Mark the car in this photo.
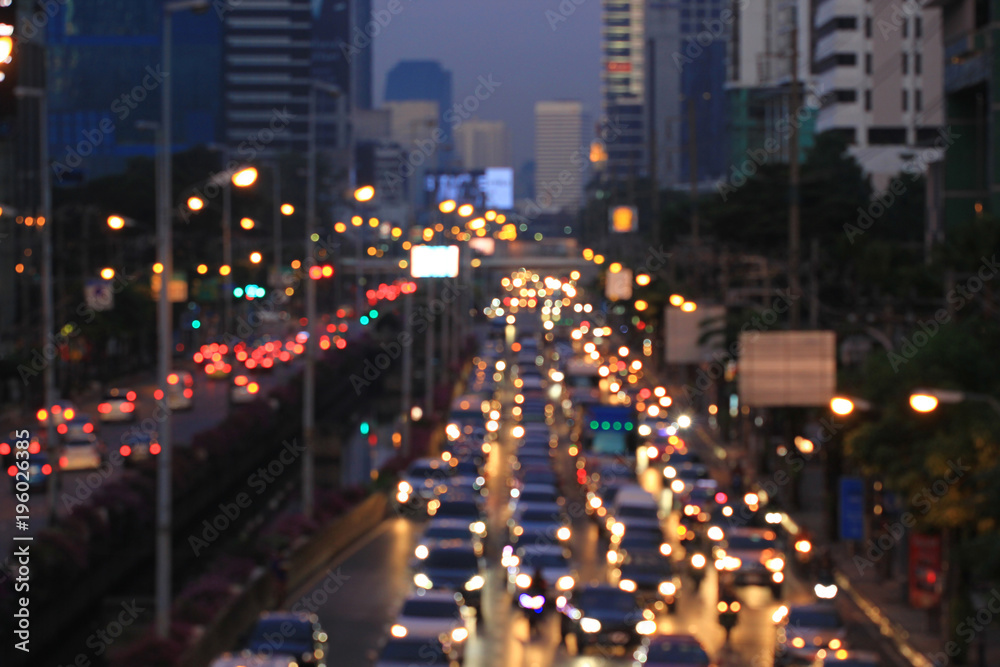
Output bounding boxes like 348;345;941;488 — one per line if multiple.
165;370;195;410
714;527;786;597
632;634;713;666
609;547;681;612
813;649;881;666
396;458;452;507
58;415;97;442
98;387;137;423
508;502;572;545
426;495;487;536
209;651;299;667
774;603;847;666
230;374;262;405
1;432;41;469
58;438;103;471
373;636;454;666
414;518;483;561
389;591;470;662
509;483;561;511
36;401;77;431
412;543;485;614
118;432;160;465
557;584;656;652
244;611;328;667
505;544;577;600
7;450;52;492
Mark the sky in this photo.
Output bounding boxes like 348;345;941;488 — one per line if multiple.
371;0;602;171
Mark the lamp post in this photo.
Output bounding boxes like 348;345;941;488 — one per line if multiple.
303;81;343;520
909;388;1000;417
154;0;210;639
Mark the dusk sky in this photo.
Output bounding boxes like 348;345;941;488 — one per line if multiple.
371;0;602;171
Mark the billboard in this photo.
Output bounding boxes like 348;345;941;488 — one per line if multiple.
664;305;726;363
605;269;633;301
424;167;515;210
410;245;460;278
738;331;836;407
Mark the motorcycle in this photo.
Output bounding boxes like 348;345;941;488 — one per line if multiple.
717;597;741;641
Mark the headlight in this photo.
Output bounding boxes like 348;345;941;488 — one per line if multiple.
398;481;412;494
772;605;789;623
606;550;618;564
589;496;602;509
556;526;571;541
414;573;433;589
610;522;625;536
795;539;812;553
470;521;486;535
636;619;657;635
390;624;407;637
670;479;685;493
580;617;602;633
707;526;724;541
619;579;637;592
814;583;837;598
792;637;806;648
465;575;485;591
556;575;575;590
396;491;410;503
659;581;676;596
515;573;532;589
664;466;676;479
691;553;706;568
772;571;785;583
659;543;672;556
766;557;785;571
451;627;469;642
414;545;429;559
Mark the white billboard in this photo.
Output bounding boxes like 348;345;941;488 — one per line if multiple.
738;331;837;407
410;245;460;278
484;167;514;209
605;269;633;301
665;305;726;363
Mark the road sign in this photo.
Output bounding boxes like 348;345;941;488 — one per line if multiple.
839;476;865;541
84;279;114;311
738;331;836;407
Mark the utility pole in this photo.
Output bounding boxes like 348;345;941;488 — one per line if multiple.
647;37;661;250
424;278;435;413
401;289;413;457
788;13;802;329
687;97;700;286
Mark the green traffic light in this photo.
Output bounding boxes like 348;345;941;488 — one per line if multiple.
369;309;378;318
234;287;244;298
360;315;370;325
192;319;201;329
360;422;370;435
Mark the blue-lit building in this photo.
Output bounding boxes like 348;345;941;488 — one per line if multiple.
46;0;222;181
384;60;453;166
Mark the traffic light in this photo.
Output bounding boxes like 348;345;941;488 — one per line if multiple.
359;421;370;435
0;0;16;119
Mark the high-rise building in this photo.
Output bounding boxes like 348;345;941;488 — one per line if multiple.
813;0;944;189
932;0;993;227
601;0;646;182
43;1;222;181
535;100;585;213
352;0;373;110
454;119;511;170
385;61;453;165
645;2;682;188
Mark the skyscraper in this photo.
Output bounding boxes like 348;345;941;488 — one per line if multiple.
601;1;647;182
454;119;511;170
535;100;585;213
385;60;454;166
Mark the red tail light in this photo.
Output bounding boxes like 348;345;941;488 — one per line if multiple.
183;389;193;398
120;445;131;457
6;465;15;476
235;375;248;387
36;409;47;422
57;424;68;434
83;423;94;433
205;364;216;374
63;408;74;419
98;403;111;414
0;443;9;456
154;389;164;400
126;391;137;402
246;359;258;369
193;352;204;363
167;373;179;385
248;382;259;394
262;358;274;368
51;405;62;415
223;364;232;373
59;456;68;468
121;402;135;413
41;464;52;475
28;442;39;454
150;443;161;455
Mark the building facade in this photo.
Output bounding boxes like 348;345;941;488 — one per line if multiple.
535;100;585;213
384;60;453;167
454;118;511;170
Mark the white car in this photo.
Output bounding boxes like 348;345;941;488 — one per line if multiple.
775;603;847;666
59;438;103;471
389;591;470;661
98;387;137;423
166;371;194;410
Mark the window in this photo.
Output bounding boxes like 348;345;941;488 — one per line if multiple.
865;53;873;74
902;53;908;74
865;16;872;37
869;128;906;144
865;89;872;111
915;90;922;111
915;53;922;74
834;89;858;102
830;127;857;144
902;18;908;37
902;89;908;110
916;17;922;37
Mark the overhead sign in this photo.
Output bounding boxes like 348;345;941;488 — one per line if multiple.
151;273;189;303
664;305;726;364
468;237;495;256
605;269;633;301
84;280;114;312
410;245;460;278
839;476;865;541
609;205;637;233
738;331;836;407
424;168;515;211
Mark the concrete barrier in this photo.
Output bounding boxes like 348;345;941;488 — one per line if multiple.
177;492;388;667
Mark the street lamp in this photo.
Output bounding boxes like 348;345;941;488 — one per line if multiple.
155;0;210;640
354;185;375;202
908;388;1000;416
830;396;873;416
